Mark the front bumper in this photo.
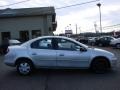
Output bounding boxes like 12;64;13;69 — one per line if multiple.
110;57;117;68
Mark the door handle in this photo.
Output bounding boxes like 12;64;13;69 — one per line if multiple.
59;54;64;56
32;53;37;55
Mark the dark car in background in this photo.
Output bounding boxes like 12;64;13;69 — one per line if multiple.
0;39;21;55
76;37;88;44
95;36;115;47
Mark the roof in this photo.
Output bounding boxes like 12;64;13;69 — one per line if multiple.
0;7;55;18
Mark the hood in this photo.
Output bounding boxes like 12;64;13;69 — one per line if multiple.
90;47;114;57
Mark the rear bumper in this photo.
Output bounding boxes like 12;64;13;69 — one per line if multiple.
4;62;15;67
4;53;16;67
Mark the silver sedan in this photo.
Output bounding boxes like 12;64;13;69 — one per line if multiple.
4;36;117;75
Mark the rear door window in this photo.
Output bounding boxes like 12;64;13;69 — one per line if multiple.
31;38;53;49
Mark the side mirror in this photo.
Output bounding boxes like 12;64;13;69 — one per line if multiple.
80;47;87;52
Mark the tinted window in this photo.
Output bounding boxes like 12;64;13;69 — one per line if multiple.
31;38;52;49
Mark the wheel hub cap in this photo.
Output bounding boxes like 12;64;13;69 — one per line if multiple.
19;63;30;74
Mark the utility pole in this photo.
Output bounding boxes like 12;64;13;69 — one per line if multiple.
76;24;77;34
94;22;97;33
79;27;81;34
97;3;102;34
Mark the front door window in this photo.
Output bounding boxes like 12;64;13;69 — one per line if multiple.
57;38;80;51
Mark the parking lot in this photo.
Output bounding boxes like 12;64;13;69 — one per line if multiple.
0;47;120;90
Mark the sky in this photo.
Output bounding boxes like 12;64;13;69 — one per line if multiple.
0;0;120;34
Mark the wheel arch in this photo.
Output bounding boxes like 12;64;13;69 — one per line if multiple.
90;56;111;68
15;57;34;67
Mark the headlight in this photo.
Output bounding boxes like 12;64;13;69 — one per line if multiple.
111;55;117;60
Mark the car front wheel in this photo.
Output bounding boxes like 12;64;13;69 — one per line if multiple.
91;58;110;73
17;60;33;75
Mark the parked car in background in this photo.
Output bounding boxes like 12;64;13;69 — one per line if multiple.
116;34;120;38
4;36;117;75
110;38;120;48
0;39;21;55
9;39;21;46
78;37;88;44
88;37;98;46
95;36;115;46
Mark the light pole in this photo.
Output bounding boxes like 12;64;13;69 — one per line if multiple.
94;22;97;33
76;24;77;35
97;3;102;34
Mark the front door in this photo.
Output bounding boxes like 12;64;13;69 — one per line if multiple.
56;38;90;68
29;38;56;67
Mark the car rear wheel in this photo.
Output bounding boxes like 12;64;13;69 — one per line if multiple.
91;58;110;73
17;60;33;75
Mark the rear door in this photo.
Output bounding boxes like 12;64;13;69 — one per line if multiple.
29;38;57;67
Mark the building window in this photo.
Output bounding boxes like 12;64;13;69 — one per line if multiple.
19;31;29;42
32;30;41;38
1;32;11;43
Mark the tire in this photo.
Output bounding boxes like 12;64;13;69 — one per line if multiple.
17;60;33;75
116;43;120;49
90;58;110;73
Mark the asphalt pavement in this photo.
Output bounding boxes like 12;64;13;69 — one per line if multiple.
0;47;120;90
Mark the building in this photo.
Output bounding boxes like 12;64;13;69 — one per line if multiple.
0;7;57;44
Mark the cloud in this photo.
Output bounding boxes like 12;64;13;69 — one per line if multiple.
0;0;8;5
55;3;120;34
55;6;98;34
102;4;120;14
0;0;9;9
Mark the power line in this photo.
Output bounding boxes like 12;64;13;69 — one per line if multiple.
56;0;100;10
0;0;100;10
0;0;30;7
103;24;120;31
103;24;120;28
